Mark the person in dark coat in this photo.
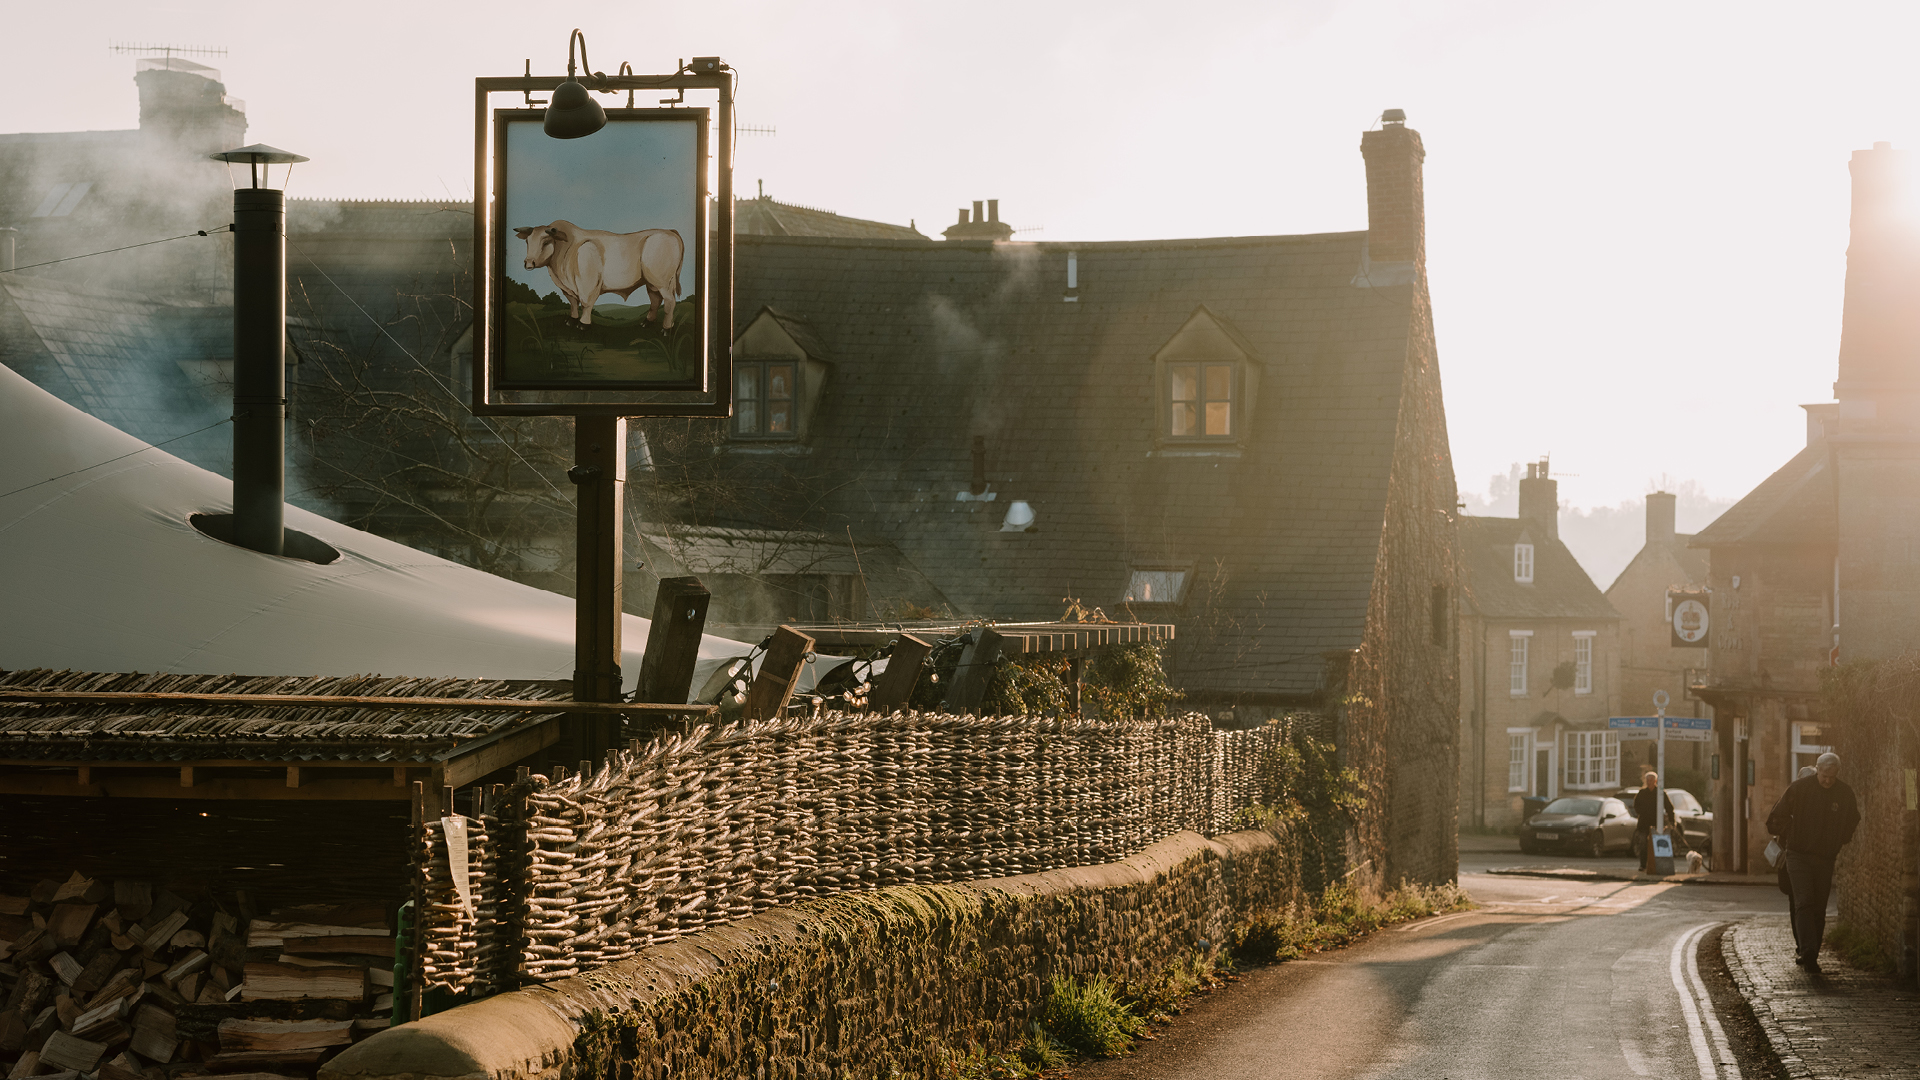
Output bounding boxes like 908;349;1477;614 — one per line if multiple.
1765;753;1861;969
1779;765;1818;953
1633;771;1677;872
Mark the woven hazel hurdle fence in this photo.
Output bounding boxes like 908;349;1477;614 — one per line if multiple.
410;710;1300;996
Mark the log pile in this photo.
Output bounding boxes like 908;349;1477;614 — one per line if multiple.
429;710;1299;991
0;876;392;1080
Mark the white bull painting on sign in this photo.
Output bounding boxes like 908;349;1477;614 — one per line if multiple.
516;220;685;329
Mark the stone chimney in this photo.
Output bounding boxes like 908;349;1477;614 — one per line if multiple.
136;60;247;157
942;198;1014;243
1645;491;1676;548
1517;459;1558;539
1835;141;1920;415
1359;110;1427;272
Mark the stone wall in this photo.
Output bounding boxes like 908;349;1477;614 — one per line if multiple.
1831;691;1920;982
323;828;1308;1080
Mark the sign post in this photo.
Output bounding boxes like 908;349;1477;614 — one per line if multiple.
468;40;737;770
1610;692;1708;875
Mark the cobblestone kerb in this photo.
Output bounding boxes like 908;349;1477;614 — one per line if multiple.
321;828;1302;1080
1724;916;1920;1080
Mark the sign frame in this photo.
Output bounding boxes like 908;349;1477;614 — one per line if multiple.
1670;589;1710;648
469;70;735;418
490;107;709;394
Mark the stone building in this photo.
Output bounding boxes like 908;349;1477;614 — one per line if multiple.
1693;141;1920;976
1603;491;1715;795
1457;462;1622;827
1;71;1464;889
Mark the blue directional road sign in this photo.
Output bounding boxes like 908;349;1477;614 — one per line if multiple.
1609;716;1712;741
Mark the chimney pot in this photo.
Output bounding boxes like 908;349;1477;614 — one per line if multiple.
1517;459;1558;540
957;208;969;224
972;200;984;225
1359;117;1427;267
988;199;999;223
1645;491;1677;547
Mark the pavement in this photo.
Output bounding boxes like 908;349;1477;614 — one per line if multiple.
1459;830;1778;886
1723;915;1920;1079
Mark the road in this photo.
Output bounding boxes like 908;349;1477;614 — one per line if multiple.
1072;834;1793;1080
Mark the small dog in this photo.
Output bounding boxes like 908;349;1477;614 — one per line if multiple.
1686;850;1708;874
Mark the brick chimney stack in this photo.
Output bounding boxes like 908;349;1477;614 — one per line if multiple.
1645;491;1676;548
1836;141;1920;414
1359;111;1427;269
1517;460;1558;540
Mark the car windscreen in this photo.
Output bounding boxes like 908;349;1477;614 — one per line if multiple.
1543;798;1602;816
1670;790;1701;814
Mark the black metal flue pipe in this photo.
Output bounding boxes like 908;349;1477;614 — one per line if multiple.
231;186;285;557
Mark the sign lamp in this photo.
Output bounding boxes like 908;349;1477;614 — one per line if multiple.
545;29;608;139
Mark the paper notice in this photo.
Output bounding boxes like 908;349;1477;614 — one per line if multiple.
443;816;475;917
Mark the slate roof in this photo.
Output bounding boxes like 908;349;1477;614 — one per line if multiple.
0;274;232;475
1458;516;1619;621
705;230;1427;698
729;197;926;241
1689;444;1835;548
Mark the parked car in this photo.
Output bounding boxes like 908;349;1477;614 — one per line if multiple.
1617;787;1713;854
1519;796;1637;857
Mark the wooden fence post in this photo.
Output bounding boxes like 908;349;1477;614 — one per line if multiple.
634;577;712;719
943;627;1005;713
867;633;931;712
742;625;815;721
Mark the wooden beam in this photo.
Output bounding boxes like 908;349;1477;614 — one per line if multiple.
867;634;930;712
0;691;715;718
0;757;423;771
76;766;89;786
635;577;712;705
442;717;563;789
943;627;1006;713
0;773;412;801
392;767;407;787
180;766;194;788
741;625;814;721
286;766;301;789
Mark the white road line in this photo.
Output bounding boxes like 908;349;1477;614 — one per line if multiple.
1670;922;1740;1080
1393;910;1478;932
1684;923;1743;1079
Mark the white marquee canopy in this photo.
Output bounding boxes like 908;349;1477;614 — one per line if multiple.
0;364;790;697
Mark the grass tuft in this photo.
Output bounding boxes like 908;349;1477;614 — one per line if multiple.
1231;880;1471;964
1040;973;1148;1059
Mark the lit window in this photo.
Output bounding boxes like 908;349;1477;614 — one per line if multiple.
1507;733;1529;792
1573;633;1594;695
735;361;796;438
1514;543;1534;583
1563;731;1619;788
1791;722;1833;780
1123;569;1188;604
1509;632;1530;696
1169;362;1233;438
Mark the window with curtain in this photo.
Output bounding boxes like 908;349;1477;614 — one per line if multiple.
734;361;797;438
1168;362;1235;439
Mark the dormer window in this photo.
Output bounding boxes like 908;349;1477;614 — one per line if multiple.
1151;306;1262;451
1514;543;1534;583
729;308;828;445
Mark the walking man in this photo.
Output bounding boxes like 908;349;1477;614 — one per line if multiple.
1765;753;1861;970
1633;771;1676;873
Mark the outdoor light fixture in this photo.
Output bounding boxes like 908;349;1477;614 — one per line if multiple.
545;29;608;139
210;143;309;191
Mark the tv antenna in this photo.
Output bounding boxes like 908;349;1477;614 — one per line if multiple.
738;124;777;136
109;42;228;71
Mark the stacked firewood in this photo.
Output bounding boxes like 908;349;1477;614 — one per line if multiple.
0;874;393;1080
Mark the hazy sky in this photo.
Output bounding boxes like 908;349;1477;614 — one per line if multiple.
8;1;1917;513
